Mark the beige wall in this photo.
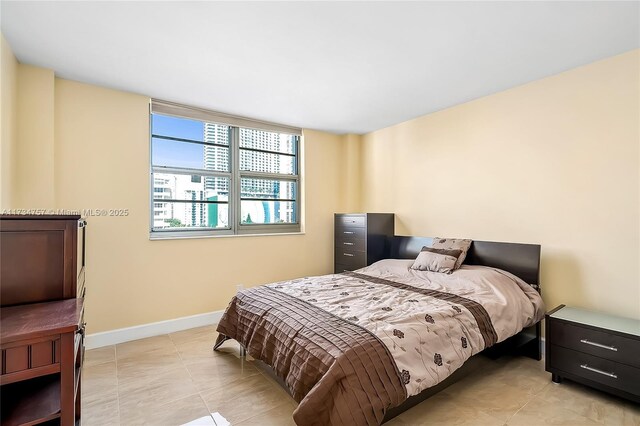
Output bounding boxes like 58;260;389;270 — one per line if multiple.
341;134;362;212
3;53;347;333
15;65;56;208
360;50;640;319
1;36;56;210
53;80;346;333
4;34;639;332
1;35;18;208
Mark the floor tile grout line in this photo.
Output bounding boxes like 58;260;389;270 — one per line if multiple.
503;398;531;425
168;329;223;423
84;358;116;368
189;325;227;424
170;331;200;386
115;334;202;420
497;364;550;425
113;344;122;425
534;382;614;425
197;389;218;423
504;395;535;425
195;392;218;425
190;329;295;424
533;388;607;425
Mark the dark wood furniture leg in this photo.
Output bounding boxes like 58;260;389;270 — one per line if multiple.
60;332;75;425
552;374;563;383
519;322;542;361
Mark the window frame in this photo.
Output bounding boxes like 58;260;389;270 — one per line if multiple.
149;100;302;239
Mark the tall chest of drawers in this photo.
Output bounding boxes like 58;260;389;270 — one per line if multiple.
334;213;394;273
545;305;640;403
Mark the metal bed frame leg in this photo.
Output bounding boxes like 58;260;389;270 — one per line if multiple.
213;334;247;358
213;334;229;351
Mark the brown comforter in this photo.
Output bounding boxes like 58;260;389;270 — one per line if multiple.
215;285;406;425
215;260;545;426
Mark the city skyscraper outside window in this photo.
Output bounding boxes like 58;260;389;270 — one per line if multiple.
151;113;298;231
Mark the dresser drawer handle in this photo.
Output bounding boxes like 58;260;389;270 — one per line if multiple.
343;253;355;257
580;364;617;379
580;339;617;351
343;231;355;235
343;242;354;246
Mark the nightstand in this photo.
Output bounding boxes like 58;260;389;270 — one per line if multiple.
545;305;640;403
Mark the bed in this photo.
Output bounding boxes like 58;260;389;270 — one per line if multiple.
214;236;545;426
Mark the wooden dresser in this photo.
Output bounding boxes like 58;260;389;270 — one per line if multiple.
334;213;394;273
0;215;87;426
546;305;640;403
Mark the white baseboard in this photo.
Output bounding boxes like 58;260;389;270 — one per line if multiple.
85;310;224;349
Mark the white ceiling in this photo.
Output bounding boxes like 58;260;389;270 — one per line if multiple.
1;1;638;134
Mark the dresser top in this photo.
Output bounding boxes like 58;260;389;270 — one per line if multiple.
1;298;84;343
1;214;81;220
550;306;640;337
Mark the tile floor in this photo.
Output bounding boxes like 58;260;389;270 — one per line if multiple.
82;326;640;426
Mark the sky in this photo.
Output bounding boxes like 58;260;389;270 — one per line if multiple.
152;113;217;170
151;114;296;222
152;112;295;178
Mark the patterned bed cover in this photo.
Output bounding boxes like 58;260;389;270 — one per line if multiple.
215;259;545;426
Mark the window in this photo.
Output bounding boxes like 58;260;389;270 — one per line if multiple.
150;100;301;238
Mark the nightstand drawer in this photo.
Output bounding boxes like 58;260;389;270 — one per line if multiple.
549;345;640;396
549;320;640;368
336;215;365;228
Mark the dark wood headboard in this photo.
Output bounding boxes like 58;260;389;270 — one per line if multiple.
388;236;541;286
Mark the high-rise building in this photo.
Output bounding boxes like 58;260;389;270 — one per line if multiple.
203;123;230;193
153;174;219;228
154;123;296;229
203;124;296;224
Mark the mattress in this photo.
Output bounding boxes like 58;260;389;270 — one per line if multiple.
215;259;545;426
